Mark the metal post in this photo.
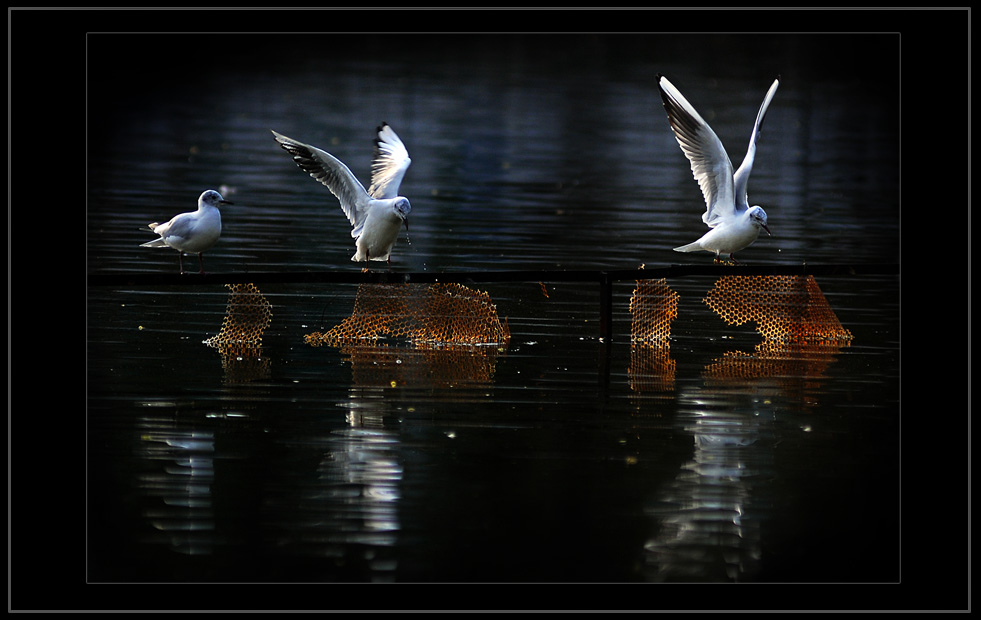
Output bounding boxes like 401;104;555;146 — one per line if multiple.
599;271;613;343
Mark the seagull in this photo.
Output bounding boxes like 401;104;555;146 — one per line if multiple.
140;189;231;274
272;123;412;264
657;74;779;264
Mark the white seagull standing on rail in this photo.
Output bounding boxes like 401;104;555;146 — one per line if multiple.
140;189;231;274
272;123;412;264
657;74;779;264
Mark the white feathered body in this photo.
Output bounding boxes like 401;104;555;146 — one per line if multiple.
657;75;779;262
674;207;767;257
272;124;412;263
141;190;227;255
352;198;411;262
141;206;222;254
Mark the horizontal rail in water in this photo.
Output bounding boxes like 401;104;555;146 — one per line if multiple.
88;263;898;288
88;263;899;343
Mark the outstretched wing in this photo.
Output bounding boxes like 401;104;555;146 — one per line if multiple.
657;74;736;228
367;122;411;199
272;130;371;230
733;77;780;211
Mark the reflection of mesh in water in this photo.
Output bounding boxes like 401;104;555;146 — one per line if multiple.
703;274;853;343
339;344;504;390
629;345;677;394
703;340;847;383
305;282;511;348
204;282;274;383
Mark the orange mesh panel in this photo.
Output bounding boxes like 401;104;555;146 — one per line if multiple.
626;274;852;391
306;282;510;348
204;282;273;383
629;277;679;346
628;277;679;392
703;275;853;343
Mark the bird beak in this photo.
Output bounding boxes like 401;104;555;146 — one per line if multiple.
220;199;233;205
403;218;409;231
762;223;771;236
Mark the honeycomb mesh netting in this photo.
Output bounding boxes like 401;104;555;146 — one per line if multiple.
702;275;854;344
203;282;273;382
305;282;510;389
627;274;853;392
305;282;511;348
194;275;852;389
698;275;853;385
628;277;679;393
630;277;680;346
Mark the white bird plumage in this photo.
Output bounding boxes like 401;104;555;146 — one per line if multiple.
140;189;230;274
657;74;779;264
272;123;412;264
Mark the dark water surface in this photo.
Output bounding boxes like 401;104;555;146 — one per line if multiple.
83;31;905;593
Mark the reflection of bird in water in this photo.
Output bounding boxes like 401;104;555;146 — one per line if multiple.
140;189;231;274
273;123;412;264
657;75;778;264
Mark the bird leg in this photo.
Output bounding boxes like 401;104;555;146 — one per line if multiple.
714;254;739;266
178;252;186;274
197;252;207;274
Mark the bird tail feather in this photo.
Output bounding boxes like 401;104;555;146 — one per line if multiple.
673;242;701;253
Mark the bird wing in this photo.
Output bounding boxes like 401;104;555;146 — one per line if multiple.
367;123;411;200
153;212;195;239
733;78;780;211
657;75;736;229
272;130;372;230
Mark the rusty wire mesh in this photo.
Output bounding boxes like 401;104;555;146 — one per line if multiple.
627;274;853;392
203;282;274;382
628;274;853;345
303;282;510;389
628;277;679;393
196;274;853;390
305;282;511;348
629;277;680;347
702;274;854;344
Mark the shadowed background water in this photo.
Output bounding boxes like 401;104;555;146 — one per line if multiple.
85;30;901;587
